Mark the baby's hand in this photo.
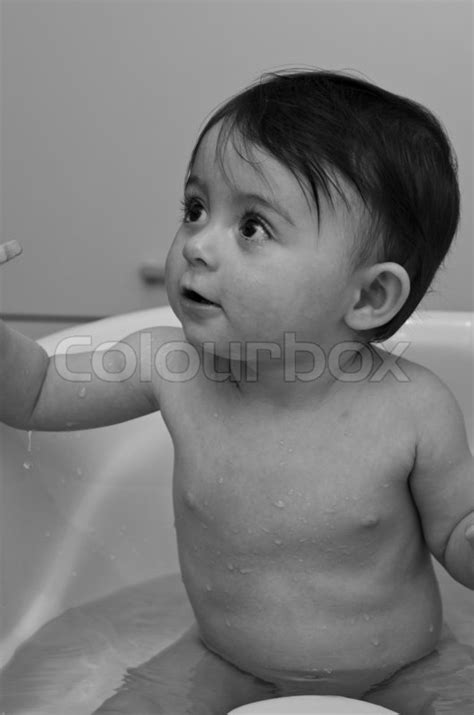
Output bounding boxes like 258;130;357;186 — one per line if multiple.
0;240;22;265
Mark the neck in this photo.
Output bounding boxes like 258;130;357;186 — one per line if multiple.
201;338;375;409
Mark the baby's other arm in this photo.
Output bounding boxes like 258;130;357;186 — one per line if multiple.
0;319;177;431
408;366;474;589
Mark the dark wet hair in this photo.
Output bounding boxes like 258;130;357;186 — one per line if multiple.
186;68;460;341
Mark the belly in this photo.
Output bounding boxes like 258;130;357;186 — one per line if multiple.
174;494;443;689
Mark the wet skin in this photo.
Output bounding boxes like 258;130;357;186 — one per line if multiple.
158;348;442;697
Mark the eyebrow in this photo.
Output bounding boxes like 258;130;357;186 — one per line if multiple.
184;174;296;227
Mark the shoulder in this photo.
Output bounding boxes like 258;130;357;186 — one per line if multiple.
363;345;466;438
382;351;469;453
368;344;453;402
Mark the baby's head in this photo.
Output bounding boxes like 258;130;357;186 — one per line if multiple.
183;68;460;342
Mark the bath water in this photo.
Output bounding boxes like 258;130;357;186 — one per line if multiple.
0;572;473;714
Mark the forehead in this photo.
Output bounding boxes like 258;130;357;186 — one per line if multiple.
189;123;365;239
190;123;318;219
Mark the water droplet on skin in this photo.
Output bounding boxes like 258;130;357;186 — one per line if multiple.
299;538;308;543
205;584;212;591
227;562;234;571
363;613;371;621
27;430;33;452
260;527;270;533
288;488;295;495
213;413;219;418
239;567;255;574
23;461;32;470
429;624;434;632
371;638;380;647
273;500;286;508
225;618;231;627
78;387;87;398
323;667;333;674
217;476;224;484
75;467;83;477
273;539;283;545
288;447;294;453
279;440;285;446
201;522;208;529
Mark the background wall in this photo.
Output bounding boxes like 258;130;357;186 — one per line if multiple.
1;0;472;338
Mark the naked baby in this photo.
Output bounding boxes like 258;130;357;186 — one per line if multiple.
1;70;473;714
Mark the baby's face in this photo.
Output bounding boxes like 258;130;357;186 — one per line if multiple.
166;122;360;357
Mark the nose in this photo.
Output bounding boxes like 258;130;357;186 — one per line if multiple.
181;226;219;269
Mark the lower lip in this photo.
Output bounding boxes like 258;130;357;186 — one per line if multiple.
180;294;221;315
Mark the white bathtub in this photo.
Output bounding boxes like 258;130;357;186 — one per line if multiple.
1;307;473;713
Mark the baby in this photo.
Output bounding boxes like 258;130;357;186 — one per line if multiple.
1;69;473;714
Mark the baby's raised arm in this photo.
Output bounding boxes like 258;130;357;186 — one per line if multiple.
0;242;172;431
0;319;178;431
408;365;474;589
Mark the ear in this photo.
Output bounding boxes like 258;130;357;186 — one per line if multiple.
344;262;411;333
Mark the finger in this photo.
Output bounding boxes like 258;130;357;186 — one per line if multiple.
0;240;23;265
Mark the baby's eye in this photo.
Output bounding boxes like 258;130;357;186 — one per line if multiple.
240;212;272;243
179;197;205;223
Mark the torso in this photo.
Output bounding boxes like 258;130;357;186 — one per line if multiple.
157;336;442;692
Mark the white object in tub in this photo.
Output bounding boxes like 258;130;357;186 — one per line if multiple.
0;307;473;672
227;695;398;713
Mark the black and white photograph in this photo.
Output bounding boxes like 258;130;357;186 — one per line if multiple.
0;1;472;713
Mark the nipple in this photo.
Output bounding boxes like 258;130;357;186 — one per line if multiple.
361;515;379;528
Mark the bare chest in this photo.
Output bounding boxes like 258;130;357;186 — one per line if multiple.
165;384;415;554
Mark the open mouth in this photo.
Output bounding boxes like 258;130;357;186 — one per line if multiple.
181;287;218;307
